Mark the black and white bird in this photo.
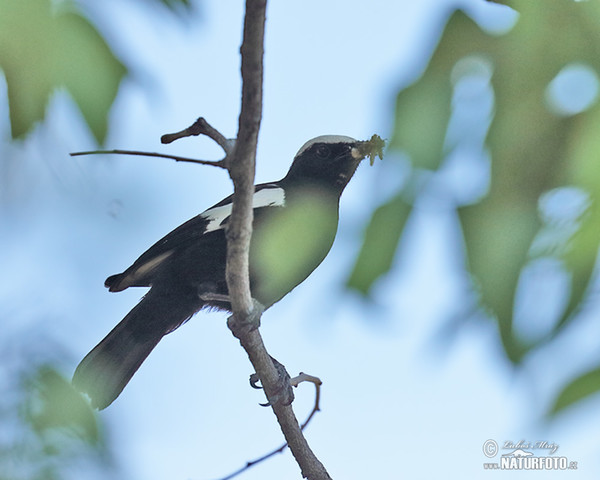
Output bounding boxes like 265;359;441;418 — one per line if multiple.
73;134;381;409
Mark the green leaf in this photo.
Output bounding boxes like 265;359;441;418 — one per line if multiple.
252;190;338;304
0;0;126;143
26;366;100;445
347;194;411;295
375;1;600;369
549;367;600;416
391;74;452;171
390;11;502;171
156;0;193;10
460;200;539;362
554;105;600;332
447;2;600;361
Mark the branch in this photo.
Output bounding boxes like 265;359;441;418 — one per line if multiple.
224;1;331;479
70;149;226;168
225;0;263;317
161;117;236;156
217;374;323;480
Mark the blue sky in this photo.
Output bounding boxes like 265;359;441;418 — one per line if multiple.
2;0;600;478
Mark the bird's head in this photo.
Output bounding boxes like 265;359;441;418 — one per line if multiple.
283;134;384;192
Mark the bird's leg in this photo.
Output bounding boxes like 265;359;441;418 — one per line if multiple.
250;356;295;407
201;292;292;404
199;292;232;304
219;298;294;406
226;298;264;337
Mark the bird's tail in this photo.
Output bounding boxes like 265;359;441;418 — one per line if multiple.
73;290;199;410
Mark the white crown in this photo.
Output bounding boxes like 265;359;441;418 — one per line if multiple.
295;135;357;157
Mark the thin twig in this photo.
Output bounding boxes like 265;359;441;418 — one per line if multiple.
161;117;236;156
216;375;323;480
70;149;226;168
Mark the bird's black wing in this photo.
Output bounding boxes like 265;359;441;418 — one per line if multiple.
105;182;284;291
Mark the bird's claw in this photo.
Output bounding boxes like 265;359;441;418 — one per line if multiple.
250;357;295;407
249;373;262;389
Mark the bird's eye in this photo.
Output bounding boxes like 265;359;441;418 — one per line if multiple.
315;145;330;158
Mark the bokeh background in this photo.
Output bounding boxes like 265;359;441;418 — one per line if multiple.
2;0;600;478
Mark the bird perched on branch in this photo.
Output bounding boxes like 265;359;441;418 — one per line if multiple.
73;134;384;409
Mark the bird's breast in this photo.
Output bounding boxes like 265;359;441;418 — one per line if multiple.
249;193;339;307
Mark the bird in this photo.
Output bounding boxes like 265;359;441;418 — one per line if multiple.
73;134;383;409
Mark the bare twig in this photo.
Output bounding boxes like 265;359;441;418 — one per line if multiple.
223;1;331;479
216;375;323;480
70;149;226;168
290;373;323;390
161;117;236;156
71;118;234;169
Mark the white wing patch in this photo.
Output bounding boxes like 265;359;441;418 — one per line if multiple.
126;250;174;285
201;186;285;233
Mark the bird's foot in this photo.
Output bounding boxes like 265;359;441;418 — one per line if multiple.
226;298;264;338
250;356;295;407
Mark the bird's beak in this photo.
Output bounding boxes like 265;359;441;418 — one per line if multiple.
350;144;367;161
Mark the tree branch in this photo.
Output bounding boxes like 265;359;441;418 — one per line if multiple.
217;374;323;480
225;0;264;318
224;1;331;479
70;149;226;168
161;117;235;156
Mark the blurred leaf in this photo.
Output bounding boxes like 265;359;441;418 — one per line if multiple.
252;190;338;304
0;0;126;143
460;201;539;361
145;0;197;18
350;11;496;298
0;357;117;480
549;366;600;416
460;1;600;359
26;366;99;445
396;3;600;362
451;4;576;361
358;1;600;370
156;0;193;10
556;106;600;331
391;74;451;170
390;12;498;170
347;194;411;295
